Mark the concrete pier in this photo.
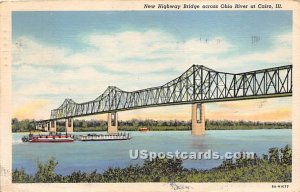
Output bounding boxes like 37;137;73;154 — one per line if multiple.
50;120;57;133
108;112;118;134
191;103;205;136
36;124;42;130
65;118;74;133
42;122;49;132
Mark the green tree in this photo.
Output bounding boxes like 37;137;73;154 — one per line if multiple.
268;147;280;163
280;145;292;165
35;157;58;182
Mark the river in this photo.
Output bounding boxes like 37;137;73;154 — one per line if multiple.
12;129;291;175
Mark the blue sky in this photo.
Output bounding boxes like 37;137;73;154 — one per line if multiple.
13;11;291;47
12;11;292;121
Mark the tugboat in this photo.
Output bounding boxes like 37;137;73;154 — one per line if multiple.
139;127;149;132
22;133;74;143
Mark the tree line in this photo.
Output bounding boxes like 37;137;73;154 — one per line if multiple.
12;118;292;132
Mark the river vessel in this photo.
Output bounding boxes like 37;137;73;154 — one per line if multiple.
76;132;131;141
22;133;74;143
139;127;149;132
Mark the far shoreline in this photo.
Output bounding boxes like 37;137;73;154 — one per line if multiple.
12;127;292;134
12;118;292;133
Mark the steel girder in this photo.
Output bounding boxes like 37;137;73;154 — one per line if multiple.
41;65;292;122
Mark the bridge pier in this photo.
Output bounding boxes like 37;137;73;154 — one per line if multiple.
108;112;118;134
191;103;205;136
36;123;42;130
42;122;49;132
50;120;57;133
65;118;73;133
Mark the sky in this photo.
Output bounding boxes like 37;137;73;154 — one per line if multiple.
12;11;292;121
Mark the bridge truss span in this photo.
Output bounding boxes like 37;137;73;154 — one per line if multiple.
48;65;292;121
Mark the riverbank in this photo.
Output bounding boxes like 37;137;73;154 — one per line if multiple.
12;145;291;183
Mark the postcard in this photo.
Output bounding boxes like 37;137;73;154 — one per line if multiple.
0;0;300;191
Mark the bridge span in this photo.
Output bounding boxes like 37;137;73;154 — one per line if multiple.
36;64;292;135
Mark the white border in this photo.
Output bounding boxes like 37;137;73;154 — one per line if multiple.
0;1;299;191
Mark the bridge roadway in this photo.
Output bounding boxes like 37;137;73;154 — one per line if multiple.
36;64;292;135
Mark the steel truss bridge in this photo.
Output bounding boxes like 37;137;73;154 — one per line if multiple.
38;65;292;123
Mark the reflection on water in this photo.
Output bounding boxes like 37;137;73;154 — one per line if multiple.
13;129;291;175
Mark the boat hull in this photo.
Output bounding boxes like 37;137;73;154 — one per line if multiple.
30;139;74;143
77;133;131;142
80;138;131;141
22;134;74;143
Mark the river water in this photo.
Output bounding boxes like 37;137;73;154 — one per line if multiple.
12;129;291;175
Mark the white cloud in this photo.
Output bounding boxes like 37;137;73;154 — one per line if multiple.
203;32;292;72
12;31;292;119
13;37;69;66
13;31;234;74
12;64;176;118
13;30;292;76
80;32;233;73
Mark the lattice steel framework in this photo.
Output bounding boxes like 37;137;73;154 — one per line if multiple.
38;65;292;122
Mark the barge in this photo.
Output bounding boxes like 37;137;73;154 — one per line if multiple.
76;132;131;141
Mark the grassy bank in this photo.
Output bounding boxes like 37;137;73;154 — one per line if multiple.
12;145;291;183
12;118;292;132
